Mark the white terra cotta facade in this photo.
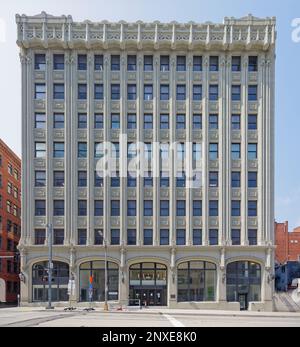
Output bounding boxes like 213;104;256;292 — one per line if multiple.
16;12;276;311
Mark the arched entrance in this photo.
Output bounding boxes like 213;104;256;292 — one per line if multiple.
32;261;69;302
129;263;167;306
226;261;262;310
79;261;119;302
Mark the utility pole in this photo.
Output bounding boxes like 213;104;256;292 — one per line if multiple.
46;223;54;310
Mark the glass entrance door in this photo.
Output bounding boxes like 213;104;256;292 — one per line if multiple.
238;294;248;311
130;288;166;306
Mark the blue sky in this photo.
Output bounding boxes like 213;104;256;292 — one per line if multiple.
0;0;299;230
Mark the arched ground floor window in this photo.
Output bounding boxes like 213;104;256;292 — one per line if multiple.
177;261;217;302
79;261;119;302
226;261;261;310
32;261;69;302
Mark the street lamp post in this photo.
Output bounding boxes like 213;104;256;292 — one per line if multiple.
104;238;109;311
46;223;54;310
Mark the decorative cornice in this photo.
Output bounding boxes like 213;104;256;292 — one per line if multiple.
16;13;276;51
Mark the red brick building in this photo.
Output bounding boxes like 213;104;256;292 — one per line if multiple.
275;221;300;264
0;139;21;304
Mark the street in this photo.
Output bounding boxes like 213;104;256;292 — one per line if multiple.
0;307;299;327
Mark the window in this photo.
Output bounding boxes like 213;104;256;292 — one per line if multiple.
144;55;153;71
144;173;153;187
111;172;120;187
209;201;218;217
111;55;120;71
160;114;169;129
35;54;46;70
144;84;153;101
193;85;202;101
248;229;258;245
193;229;202;246
53;171;64;187
54;113;64;129
193;201;202;217
127;114;136;129
94;142;104;159
35;142;46;158
248;114;257;130
210;56;219;71
111;84;120;100
78;54;87;70
232;56;241;72
35;84;46;100
209;114;218;130
54;200;64;216
111;114;120;129
248;143;257;160
95;114;104;129
176;200;186;217
176;85;186;101
160;172;169;188
53;83;64;99
78;229;87;245
144;229;153;246
95;84;104;100
160;85;169;100
232;85;241;101
176;229;186;246
231;114;241;130
53;229;64;245
78;200;87;216
160;229;169;246
231;201;241;217
78;113;87;129
94;55;103;71
160;55;169;71
144;114;153;129
111;229;120;245
248;201;257;217
34;113;46;129
53;142;64;158
176;172;186;188
35;200;46;216
53;54;64;70
231;229;241;245
144;200;153;217
209;143;218;160
35;229;46;245
232;172;241;188
176;114;185;129
248;172;258;188
193;56;202;72
127;84;136;100
193;114;202;129
78;171;87;187
127;55;136;71
248;85;258;101
78;84;87;99
94;200;103;216
177;56;186;71
249;56;258;72
127;229;136;245
111;200;120;217
14;170;19;181
209;85;218;101
209;229;219;245
78;142;87;158
209;172;218;187
231;143;241;160
8;164;13;175
35;171;46;187
95;171;104;187
160;200;169;217
127;200;136;217
94;229;103;245
127;174;136;188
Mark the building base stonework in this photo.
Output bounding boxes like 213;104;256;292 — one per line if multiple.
19;245;275;312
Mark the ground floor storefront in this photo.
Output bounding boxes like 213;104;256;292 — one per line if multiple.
18;246;275;311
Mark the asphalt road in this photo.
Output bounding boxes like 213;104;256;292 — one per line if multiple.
0;307;300;327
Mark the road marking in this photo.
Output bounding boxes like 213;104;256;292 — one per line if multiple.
163;314;185;327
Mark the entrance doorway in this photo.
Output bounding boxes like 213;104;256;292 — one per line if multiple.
238;294;248;311
131;288;166;306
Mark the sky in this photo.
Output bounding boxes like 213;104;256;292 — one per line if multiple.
0;0;299;230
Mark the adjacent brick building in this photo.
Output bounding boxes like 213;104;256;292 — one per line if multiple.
0;139;21;304
275;221;300;264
